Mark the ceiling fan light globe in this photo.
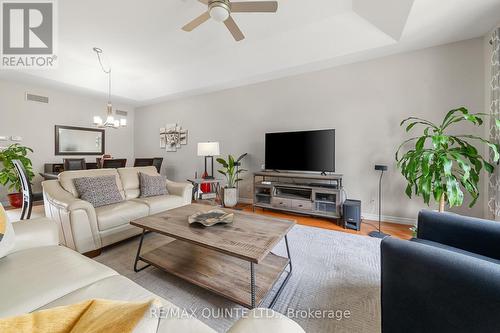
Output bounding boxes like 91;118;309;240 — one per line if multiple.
209;5;230;22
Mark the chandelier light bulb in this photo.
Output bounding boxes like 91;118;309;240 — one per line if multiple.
93;116;103;126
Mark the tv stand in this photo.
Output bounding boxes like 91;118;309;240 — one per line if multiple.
253;171;343;219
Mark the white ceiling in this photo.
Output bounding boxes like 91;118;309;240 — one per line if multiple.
1;0;500;106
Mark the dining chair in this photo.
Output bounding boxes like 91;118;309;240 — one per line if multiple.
102;159;127;168
12;160;43;220
133;158;154;167
63;158;87;171
96;154;112;168
152;157;163;173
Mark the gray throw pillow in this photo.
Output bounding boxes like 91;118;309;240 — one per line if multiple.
73;176;123;207
139;172;168;198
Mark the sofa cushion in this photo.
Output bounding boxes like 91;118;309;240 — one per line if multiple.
11;218;59;254
227;308;305;333
38;275;216;333
132;195;186;215
0;245;117;317
95;201;150;231
118;166;159;200
74;176;124;208
411;238;500;265
59;169;124;198
139;172;168;198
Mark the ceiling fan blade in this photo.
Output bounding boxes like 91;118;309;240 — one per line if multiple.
231;1;278;12
198;0;209;4
182;11;210;31
224;16;244;41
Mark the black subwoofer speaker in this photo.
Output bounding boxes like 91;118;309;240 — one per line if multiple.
343;199;361;231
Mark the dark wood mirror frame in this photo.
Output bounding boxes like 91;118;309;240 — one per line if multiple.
55;125;105;156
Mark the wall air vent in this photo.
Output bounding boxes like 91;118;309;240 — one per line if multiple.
116;110;128;116
26;93;49;104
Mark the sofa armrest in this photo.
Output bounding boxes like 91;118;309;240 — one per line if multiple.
166;180;193;204
42;180;85;210
381;237;500;333
42;180;102;253
417;210;500;260
10;218;59;254
227;309;305;333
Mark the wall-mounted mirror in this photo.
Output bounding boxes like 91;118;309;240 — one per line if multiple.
55;125;105;155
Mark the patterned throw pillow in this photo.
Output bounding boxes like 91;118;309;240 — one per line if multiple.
139;172;168;198
73;176;123;207
0;203;15;259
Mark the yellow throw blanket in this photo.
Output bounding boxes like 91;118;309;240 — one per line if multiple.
0;203;6;240
0;299;154;333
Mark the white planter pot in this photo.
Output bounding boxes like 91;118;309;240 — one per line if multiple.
224;187;238;208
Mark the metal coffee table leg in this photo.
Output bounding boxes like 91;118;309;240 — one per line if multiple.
134;229;151;272
250;262;256;308
250;235;293;309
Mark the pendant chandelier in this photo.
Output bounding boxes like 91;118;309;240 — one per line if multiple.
92;47;126;129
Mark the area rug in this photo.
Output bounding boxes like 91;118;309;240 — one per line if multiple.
95;224;382;333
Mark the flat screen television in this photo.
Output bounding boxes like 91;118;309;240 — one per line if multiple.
265;129;335;172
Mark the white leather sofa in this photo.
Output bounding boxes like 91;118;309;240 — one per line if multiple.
0;218;305;333
42;166;193;254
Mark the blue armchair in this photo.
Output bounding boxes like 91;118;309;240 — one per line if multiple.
381;210;500;333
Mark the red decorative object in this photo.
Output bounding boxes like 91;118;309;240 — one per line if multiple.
7;193;23;208
200;171;211;193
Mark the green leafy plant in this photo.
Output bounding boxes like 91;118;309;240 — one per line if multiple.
217;154;247;188
396;107;500;211
0;144;35;192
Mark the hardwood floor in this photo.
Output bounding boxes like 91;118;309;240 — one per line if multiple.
238;204;413;240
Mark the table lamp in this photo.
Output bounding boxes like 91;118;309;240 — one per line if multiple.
197;142;220;179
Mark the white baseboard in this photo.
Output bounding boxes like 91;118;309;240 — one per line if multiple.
361;213;416;226
238;197;416;226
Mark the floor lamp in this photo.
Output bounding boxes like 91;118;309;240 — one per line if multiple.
369;165;389;239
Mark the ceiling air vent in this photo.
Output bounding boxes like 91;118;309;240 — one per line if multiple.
26;93;49;104
115;110;128;116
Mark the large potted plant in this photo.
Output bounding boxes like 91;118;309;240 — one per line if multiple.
217;154;247;208
396;107;500;212
0;144;35;208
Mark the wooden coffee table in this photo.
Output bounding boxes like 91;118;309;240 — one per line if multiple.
130;203;295;309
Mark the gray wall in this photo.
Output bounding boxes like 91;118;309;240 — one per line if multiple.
135;38;487;222
0;79;135;203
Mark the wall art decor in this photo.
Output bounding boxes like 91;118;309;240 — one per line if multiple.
159;124;188;152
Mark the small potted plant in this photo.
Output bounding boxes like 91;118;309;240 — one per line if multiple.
0;144;35;208
217;154;247;208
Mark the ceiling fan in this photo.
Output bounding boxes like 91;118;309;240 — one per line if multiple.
182;0;278;41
